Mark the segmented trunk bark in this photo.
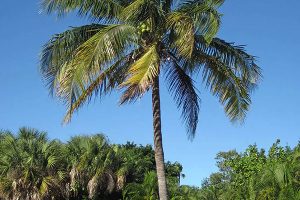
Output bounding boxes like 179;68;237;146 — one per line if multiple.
152;76;168;200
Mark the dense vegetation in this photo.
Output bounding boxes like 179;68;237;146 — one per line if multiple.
200;140;300;200
0;128;299;200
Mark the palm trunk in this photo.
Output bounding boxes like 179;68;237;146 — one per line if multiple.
152;76;168;200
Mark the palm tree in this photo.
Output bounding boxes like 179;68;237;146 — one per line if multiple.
0;128;67;200
66;134;119;199
40;0;261;199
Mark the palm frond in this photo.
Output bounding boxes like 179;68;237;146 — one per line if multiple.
174;0;222;42
120;0;147;22
167;12;195;58
196;52;252;122
164;59;200;138
71;24;138;74
166;0;221;58
178;0;225;10
120;0;164;26
40;24;106;95
204;37;262;90
63;53;135;123
181;36;262;122
41;0;124;22
41;24;139;121
169;47;251;122
39;176;55;197
120;45;160;104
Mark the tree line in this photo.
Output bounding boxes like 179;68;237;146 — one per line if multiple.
0;128;299;200
0;127;186;200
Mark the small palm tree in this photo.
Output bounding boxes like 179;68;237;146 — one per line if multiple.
0;127;67;200
40;0;261;199
67;134;119;199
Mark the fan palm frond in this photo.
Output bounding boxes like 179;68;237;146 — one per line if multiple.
0;128;67;199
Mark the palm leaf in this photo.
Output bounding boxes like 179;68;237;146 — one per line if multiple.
120;45;160;103
120;0;163;26
40;24;106;95
201;54;251;122
41;0;124;22
208;38;262;89
167;12;195;58
41;24;139;120
175;0;222;43
165;59;200;138
184;36;262;122
63;53;135;123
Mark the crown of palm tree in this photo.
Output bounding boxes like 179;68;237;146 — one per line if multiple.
40;0;261;138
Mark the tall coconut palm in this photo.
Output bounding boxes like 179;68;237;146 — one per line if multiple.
40;0;261;199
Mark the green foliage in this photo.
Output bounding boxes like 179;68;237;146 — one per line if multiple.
0;128;67;199
123;171;158;200
201;140;300;200
40;0;261;139
0;128;298;199
0;128;184;199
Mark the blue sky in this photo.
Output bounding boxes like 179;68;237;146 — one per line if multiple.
0;0;299;186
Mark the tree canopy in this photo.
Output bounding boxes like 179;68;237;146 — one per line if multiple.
40;0;261;138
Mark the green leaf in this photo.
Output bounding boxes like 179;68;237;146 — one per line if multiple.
41;0;124;21
120;45;160;103
165;60;200;138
